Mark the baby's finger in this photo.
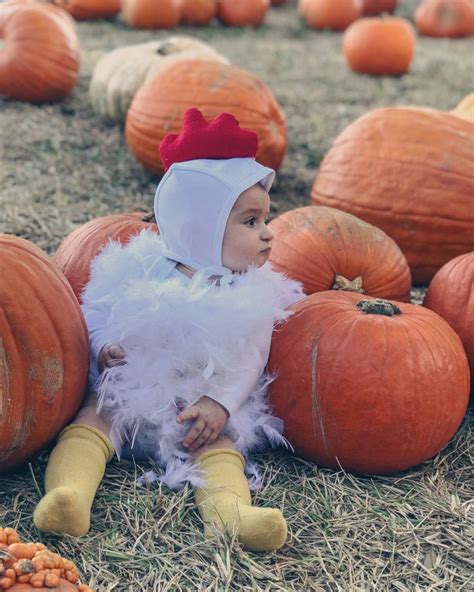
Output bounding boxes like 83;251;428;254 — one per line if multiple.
176;406;200;424
105;357;126;368
189;428;213;451
109;345;126;359
183;419;206;447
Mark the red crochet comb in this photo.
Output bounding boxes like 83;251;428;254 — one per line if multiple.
159;108;259;171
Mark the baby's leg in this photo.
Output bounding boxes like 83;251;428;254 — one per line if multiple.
192;437;287;552
33;393;114;537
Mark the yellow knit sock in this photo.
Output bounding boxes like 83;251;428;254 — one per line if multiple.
33;424;114;537
194;449;287;552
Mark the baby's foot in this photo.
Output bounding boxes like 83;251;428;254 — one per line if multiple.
33;487;90;536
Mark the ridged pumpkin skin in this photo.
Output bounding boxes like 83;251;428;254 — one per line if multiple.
424;252;474;395
302;0;363;31
343;17;416;76
54;0;121;20
0;1;80;102
415;0;474;38
217;0;269;26
181;0;215;25
311;107;474;284
268;291;470;473
362;0;397;15
54;213;159;302
126;59;287;174
268;206;411;302
121;0;182;29
89;37;228;123
0;235;89;473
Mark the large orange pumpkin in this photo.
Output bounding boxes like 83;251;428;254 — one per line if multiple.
302;0;363;31
53;212;158;302
268;291;470;473
53;0;120;20
268;206;411;302
0;1;80;102
362;0;397;15
424;252;474;394
121;0;182;29
343;16;416;76
311;107;474;284
216;0;269;26
126;59;287;174
181;0;215;25
0;235;89;473
415;0;474;37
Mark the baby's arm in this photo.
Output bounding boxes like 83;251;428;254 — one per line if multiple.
176;328;271;451
210;327;271;417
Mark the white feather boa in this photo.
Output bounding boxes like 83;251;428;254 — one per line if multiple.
82;230;305;490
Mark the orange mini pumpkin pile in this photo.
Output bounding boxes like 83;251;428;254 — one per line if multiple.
0;528;94;591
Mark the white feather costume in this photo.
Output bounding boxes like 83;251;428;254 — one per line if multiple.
82;231;304;489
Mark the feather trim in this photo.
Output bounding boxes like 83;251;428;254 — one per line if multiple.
82;230;305;489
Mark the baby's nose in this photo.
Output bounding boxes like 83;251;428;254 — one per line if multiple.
263;226;274;241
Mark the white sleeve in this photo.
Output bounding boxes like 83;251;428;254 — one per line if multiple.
207;326;271;417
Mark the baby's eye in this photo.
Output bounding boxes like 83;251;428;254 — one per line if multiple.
245;217;257;227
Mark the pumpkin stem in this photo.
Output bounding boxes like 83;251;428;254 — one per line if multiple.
332;274;364;293
356;299;401;316
141;212;156;223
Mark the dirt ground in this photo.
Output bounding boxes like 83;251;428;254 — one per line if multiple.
1;1;473;590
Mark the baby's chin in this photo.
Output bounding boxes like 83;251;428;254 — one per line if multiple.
229;253;270;273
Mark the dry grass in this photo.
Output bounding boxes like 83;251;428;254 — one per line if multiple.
1;0;473;590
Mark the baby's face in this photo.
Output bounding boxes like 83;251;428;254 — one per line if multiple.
222;183;274;272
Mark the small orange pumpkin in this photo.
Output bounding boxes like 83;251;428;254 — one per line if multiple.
415;0;474;37
268;206;411;302
216;0;269;26
362;0;397;15
121;0;182;29
268;291;470;473
181;0;215;25
424;252;473;395
53;0;121;20
343;16;416;75
302;0;363;31
0;235;88;473
0;1;80;102
9;581;79;591
53;213;158;302
125;59;287;174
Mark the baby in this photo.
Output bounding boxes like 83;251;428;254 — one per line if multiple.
33;108;304;552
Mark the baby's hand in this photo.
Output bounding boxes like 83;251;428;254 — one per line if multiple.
176;396;229;452
98;343;126;373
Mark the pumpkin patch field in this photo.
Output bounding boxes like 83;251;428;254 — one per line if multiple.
1;0;473;589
